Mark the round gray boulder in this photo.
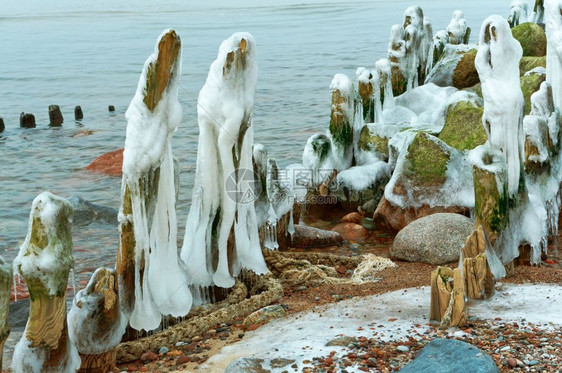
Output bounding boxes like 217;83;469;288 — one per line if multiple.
390;213;473;265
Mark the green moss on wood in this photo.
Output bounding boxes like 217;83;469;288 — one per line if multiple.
438;101;487;151
511;22;547;57
473;166;509;235
405;132;450;186
329;90;354;148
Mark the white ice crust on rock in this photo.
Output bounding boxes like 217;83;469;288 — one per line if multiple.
475;15;524;197
181;32;268;290
121;29;192;331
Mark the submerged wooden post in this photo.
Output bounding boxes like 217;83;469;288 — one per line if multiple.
11;192;80;372
429;267;467;328
68;268;124;373
0;255;11;370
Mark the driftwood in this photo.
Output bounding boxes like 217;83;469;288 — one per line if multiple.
462;227;495;299
429;267;467;328
0;256;11;370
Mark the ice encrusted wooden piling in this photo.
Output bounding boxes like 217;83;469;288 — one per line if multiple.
0;255;11;370
68;268;124;373
116;29;192;332
180;32;269;291
11;192;80;372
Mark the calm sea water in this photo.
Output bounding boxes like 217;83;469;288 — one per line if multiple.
0;0;509;282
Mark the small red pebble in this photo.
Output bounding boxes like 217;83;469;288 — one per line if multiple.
176;355;190;366
246;324;261;331
140;351;158;362
325;357;333;365
138;367;148;372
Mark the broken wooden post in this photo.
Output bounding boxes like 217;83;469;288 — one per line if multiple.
20;112;36;128
429;267;467;328
356;67;376;123
0;255;11;370
116;29;192;332
48;105;64;126
68;268;125;373
74;106;84;120
11;192;80;372
462;227;495;299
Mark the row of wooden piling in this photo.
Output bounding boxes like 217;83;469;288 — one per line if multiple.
0;105;117;131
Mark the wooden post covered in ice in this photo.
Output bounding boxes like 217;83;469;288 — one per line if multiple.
180;32;269;292
471;15;525;276
429;267;467;328
68;268;124;373
116;29;192;332
329;73;356;170
11;192;80;372
0;255;11;370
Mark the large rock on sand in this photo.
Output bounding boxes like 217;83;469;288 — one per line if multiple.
399;338;499;373
390;213;473;265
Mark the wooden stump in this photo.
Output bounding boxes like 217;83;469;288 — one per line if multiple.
430;267;467;328
12;192;80;372
462;227;495;299
68;268;124;373
358;77;375;123
0;256;11;370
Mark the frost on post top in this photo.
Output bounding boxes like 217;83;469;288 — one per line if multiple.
475;15;524;197
118;29;192;332
181;32;268;290
122;28;183;179
13;191;74;296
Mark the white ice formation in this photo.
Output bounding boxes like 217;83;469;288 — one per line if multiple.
508;0;530;27
121;29;192;331
447;10;469;44
180;32;269;290
475;15;524;197
546;0;562;112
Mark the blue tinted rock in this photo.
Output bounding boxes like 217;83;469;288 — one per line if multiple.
399;339;499;373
